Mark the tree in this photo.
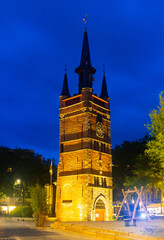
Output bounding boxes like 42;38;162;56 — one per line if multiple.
122;93;164;203
112;136;149;201
0;147;57;201
145;92;164;188
124;153;150;189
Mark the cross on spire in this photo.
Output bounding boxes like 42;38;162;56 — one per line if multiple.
83;14;87;30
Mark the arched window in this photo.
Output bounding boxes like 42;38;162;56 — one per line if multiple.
62;184;72;203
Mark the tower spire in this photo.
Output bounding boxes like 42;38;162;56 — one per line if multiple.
60;62;70;98
100;65;109;100
75;16;96;93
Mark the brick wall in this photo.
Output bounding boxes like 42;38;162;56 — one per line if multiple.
56;88;113;221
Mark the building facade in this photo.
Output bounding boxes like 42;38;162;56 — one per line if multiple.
56;25;112;221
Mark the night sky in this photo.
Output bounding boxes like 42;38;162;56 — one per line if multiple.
0;0;163;162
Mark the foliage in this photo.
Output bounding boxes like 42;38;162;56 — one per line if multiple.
124;92;164;194
0;187;5;200
112;136;149;201
124;153;150;188
30;184;47;227
9;206;33;217
145;92;164;188
0;147;57;200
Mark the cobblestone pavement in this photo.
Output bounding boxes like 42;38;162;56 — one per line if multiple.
0;218;94;240
68;220;164;238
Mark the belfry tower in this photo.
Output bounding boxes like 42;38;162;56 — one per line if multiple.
56;22;112;221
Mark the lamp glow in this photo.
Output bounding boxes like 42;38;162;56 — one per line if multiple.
140;212;146;219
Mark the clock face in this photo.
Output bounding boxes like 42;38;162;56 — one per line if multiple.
96;122;104;138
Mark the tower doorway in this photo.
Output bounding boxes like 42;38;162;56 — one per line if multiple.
95;199;106;221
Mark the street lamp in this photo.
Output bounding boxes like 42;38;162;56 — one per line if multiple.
14;179;24;205
16;179;21;185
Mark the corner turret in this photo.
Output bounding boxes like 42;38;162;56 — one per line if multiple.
100;66;109;101
60;64;70;99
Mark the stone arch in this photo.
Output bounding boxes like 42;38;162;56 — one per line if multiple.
92;194;108;221
93;194;107;209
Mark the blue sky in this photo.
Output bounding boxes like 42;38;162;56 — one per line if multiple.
0;0;163;162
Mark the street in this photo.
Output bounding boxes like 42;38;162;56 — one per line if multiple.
0;218;95;240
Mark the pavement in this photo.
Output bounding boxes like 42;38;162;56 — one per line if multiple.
68;220;164;238
51;220;164;239
1;217;164;240
0;218;96;240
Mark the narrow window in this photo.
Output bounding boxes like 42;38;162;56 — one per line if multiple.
101;177;103;186
94;141;96;150
101;143;103;152
97;177;99;186
94;177;97;186
60;144;63;153
97;142;99;151
104;178;107;187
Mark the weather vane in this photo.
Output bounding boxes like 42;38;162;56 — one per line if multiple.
83;14;87;28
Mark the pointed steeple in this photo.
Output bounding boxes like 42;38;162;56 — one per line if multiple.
80;30;91;67
79;14;92;68
100;65;109;100
60;63;70;98
75;16;96;93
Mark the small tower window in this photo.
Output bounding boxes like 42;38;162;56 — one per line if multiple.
94;177;97;186
97;142;99;151
60;144;63;153
104;178;107;187
94;141;96;150
97;177;99;186
101;178;103;186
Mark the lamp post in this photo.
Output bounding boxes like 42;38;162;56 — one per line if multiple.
49;159;53;216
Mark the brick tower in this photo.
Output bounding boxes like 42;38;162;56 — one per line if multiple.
56;24;112;221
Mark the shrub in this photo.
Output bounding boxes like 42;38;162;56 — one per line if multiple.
30;184;47;227
9;206;33;217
